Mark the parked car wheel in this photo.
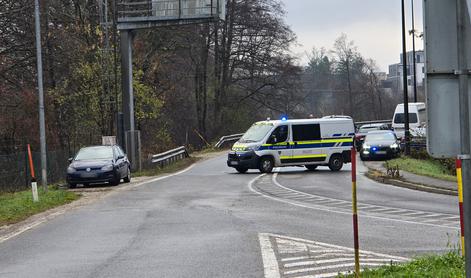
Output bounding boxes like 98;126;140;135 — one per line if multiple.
110;175;120;186
328;154;343;171
259;157;274;173
123;167;131;183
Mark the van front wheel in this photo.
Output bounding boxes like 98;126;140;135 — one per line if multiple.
259;157;274;173
328;154;343;171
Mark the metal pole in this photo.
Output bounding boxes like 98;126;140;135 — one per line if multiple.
351;147;360;277
120;30;138;170
34;0;48;192
457;0;471;275
411;0;418;103
401;0;411;155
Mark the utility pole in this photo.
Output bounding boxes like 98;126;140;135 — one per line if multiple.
410;0;418;103
34;0;48;192
456;0;471;274
401;0;411;155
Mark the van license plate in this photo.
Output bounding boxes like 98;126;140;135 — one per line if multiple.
376;151;387;155
230;161;239;165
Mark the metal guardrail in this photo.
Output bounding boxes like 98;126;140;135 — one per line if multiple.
354;119;392;127
215;133;244;148
151;146;188;165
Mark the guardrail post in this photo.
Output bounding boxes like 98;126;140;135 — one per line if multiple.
351;147;360;277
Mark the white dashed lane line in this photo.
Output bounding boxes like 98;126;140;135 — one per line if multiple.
248;171;459;230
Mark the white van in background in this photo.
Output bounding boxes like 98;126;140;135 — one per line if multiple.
392;102;427;138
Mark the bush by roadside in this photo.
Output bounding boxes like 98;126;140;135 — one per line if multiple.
410;148;456;176
340;251;464;277
0;187;79;226
387;155;457;182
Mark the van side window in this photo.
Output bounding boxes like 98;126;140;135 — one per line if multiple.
292;124;321;141
268;125;288;144
393;113;418;124
418;109;427;124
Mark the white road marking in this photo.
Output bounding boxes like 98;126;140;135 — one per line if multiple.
283;263;385;275
259;233;281;278
0;164;197;245
259;233;408;278
284;257;399;268
247;173;459;230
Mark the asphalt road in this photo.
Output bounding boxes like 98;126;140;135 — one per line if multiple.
0;154;460;278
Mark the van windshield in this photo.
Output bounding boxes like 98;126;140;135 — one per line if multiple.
239;123;274;143
394;113;418;124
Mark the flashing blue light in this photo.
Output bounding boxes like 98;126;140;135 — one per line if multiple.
281;115;288;121
372;147;378;151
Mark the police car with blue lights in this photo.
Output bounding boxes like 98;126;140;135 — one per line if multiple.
359;130;401;161
227;116;355;173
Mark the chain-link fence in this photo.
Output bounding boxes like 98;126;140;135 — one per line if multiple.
0;148;73;193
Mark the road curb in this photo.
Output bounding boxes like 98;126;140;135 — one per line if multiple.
365;169;458;196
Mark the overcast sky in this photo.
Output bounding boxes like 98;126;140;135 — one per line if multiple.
281;0;424;72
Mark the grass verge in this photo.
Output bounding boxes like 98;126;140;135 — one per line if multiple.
0;187;79;226
340;252;464;277
134;156;201;177
387;157;456;182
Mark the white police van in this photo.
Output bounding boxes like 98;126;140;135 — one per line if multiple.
227;117;355;173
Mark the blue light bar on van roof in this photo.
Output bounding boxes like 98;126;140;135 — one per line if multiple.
281;115;288;121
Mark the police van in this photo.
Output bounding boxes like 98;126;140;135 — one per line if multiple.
227;117;355;173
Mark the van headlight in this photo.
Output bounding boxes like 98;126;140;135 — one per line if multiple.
67;166;76;174
390;143;399;149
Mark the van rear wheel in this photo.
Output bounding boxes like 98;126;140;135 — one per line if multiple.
235;167;248;173
259;157;274;173
328;154;343;171
305;165;318;171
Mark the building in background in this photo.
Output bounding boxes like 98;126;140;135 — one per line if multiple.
384;50;425;93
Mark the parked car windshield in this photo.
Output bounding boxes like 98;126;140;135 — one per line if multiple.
240;123;274;143
365;133;396;143
75;146;114;161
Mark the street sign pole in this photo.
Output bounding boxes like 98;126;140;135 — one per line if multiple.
457;0;471;275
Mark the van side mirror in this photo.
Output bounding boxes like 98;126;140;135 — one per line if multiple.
68;157;73;164
269;135;278;144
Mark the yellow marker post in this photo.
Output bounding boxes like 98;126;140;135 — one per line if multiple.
457;158;465;256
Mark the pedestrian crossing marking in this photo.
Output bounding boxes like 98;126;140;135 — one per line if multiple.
259;233;408;278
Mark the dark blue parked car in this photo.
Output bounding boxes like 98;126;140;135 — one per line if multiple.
66;145;131;188
360;131;401;161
